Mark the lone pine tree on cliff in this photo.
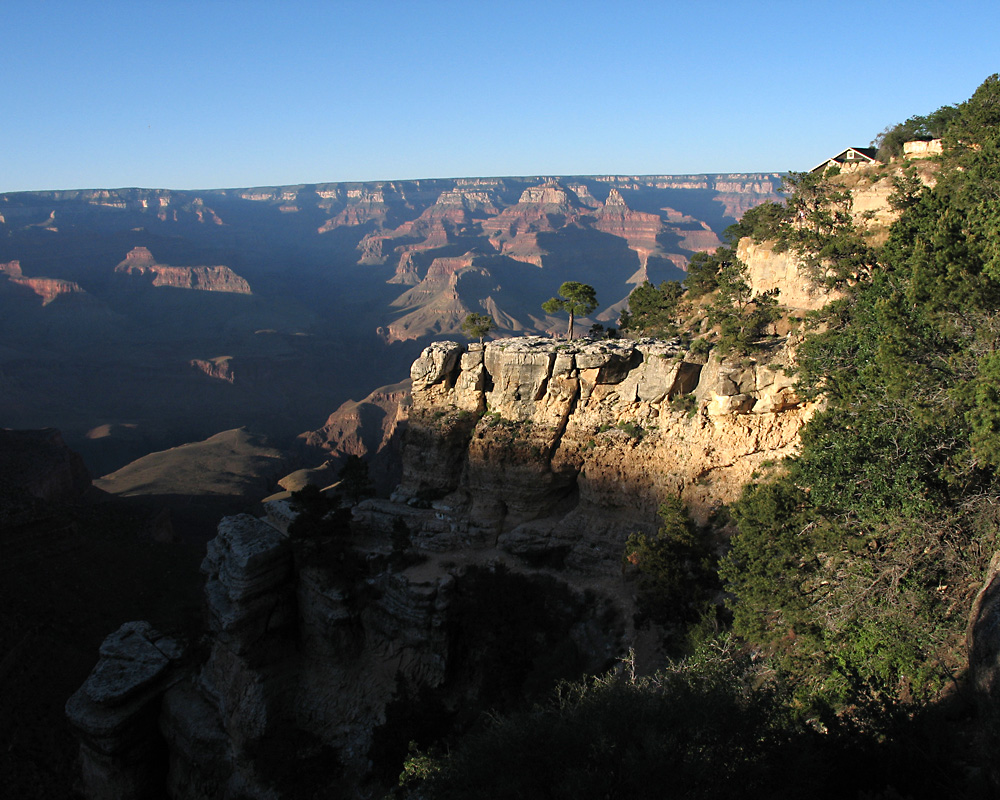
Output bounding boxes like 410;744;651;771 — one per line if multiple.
461;312;494;344
542;281;598;339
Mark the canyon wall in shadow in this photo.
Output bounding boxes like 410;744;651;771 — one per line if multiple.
0;175;781;475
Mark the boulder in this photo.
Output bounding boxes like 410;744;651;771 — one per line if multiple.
410;340;462;390
65;622;183;800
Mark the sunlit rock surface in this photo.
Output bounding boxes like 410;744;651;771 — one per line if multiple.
357;335;811;571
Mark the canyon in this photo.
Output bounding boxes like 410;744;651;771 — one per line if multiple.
3;172;786;797
65;330;815;799
0;174;780;481
63;324;1000;798
10;151;998;798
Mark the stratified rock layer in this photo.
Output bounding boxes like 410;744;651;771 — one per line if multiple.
69;328;815;799
115;247;252;294
69;503;623;798
65;622;184;800
355;336;811;572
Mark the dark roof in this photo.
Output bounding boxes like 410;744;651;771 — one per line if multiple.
810;147;879;173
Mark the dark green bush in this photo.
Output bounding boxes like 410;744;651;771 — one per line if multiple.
623;498;716;639
400;639;825;800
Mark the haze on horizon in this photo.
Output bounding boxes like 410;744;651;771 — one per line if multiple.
3;0;997;193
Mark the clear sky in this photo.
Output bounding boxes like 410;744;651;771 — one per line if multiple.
2;0;997;192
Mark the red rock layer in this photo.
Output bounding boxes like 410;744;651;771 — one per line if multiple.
115;247;252;294
302;380;410;493
190;358;236;383
593;190;664;266
1;259;86;304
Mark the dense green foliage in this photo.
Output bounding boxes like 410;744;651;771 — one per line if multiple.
874;103;958;161
402;640;808;800
706;258;780;356
623;498;717;639
725;199;788;243
736;169;880;289
399;636;974;799
542;281;598;339
618;245;781;356
683;248;726;298
722;75;1000;719
617;279;682;336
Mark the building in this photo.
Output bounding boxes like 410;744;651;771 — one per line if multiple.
810;147;879;173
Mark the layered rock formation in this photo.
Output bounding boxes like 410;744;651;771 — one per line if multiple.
592;189;699;273
65;622;185;800
114;247;251;294
68;326;815;798
69;500;622;797
358;337;810;571
302;379;411;494
189;356;236;383
0;173;779;477
0;259;87;305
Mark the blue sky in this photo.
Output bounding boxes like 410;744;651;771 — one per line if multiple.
2;0;997;192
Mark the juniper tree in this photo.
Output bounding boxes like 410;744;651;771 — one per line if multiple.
542;281;598;339
461;312;494;344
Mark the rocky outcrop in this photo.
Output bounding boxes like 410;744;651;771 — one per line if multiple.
592;189;668;268
736;159;942;302
370;198;479;281
302;380;411;494
484;182;581;268
115;247;251;294
385;254;491;342
65;516;299;799
737;238;841;313
65;622;185;800
189;357;235;383
317;189;391;232
356;336;810;572
711;176;784;219
903;138;943;159
70;494;624;798
69;329;812;799
1;259;87;305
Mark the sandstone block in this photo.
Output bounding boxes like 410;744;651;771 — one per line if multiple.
737;237;840;312
460;346;484;370
66;622;184;800
615;350;688;404
484;349;556;416
410;341;462;390
553;352;576;376
454;363;487;412
202;514;292;602
201;515;295;650
707;393;755;416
